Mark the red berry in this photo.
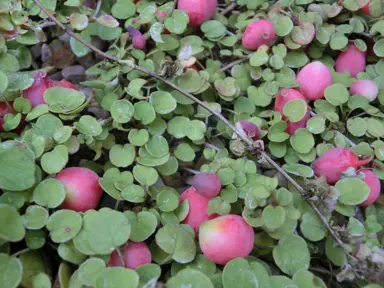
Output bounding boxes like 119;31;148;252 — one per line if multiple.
192;173;222;199
178;0;217;28
242;20;275;50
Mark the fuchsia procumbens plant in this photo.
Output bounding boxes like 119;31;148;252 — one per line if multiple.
177;0;217;28
242;20;276;50
296;61;333;101
22;71;78;107
311;148;373;184
179;186;219;234
55;167;103;212
358;169;381;207
199;215;254;265
192;173;222;199
274;88;310;135
107;241;152;269
127;26;146;50
335;44;366;77
349;79;378;102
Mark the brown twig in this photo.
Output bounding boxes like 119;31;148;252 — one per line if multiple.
93;0;103;18
219;52;255;72
32;0;352;258
220;2;237;16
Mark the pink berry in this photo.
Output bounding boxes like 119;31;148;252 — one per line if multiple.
361;1;371;15
349;79;378;102
107;241;152;269
192;173;221;199
55;167;103;212
22;71;78;107
179;187;218;234
127;26;146;50
359;169;381;207
296;61;333;101
311;148;373;184
199;215;254;265
242;20;275;50
177;0;217;28
274;88;310;135
335;44;366;77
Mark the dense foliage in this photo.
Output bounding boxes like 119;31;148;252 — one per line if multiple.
0;0;384;287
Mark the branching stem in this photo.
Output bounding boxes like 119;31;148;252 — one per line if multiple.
32;0;351;258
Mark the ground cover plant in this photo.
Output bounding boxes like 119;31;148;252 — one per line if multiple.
1;0;384;287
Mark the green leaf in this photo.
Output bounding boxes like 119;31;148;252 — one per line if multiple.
109;144;136;168
174;143;195;162
41;145;68;174
201;20;226;39
157;188;179;212
293;270;327;288
32;273;51;288
44;87;85;113
69;13;88;30
165;10;189;34
96;267;139;288
111;0;136;20
335;178;370;205
325;236;347;266
75;115;102;136
222;258;269;288
263;205;286;230
0;140;36;191
96;14;119;28
111;100;134;123
167;268;214;288
0;70;8;93
19;250;46;288
273;234;310;276
0;204;25;242
283;98;308;122
290;129;315;154
85;208;131;255
47;210;82;243
145;135;169;158
282;164;314;178
58;241;87;265
33;178;66;209
124;211;157;242
121;184;145;203
324;83;350;106
155;224;196;263
0;254;22;288
22;205;49;230
149;91;177;115
300;212;327;242
79;258;106;287
133;165;158;186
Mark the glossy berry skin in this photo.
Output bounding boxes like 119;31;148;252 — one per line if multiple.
199;215;254;265
311;148;373;184
178;0;218;28
179;186;218;234
274;88;310;135
335;44;366;77
22;71;78;107
242;20;275;50
55;167;103;212
361;1;371;15
192;173;222;199
107;241;152;269
127;26;146;50
359;169;381;207
296;61;332;101
349;79;378;102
